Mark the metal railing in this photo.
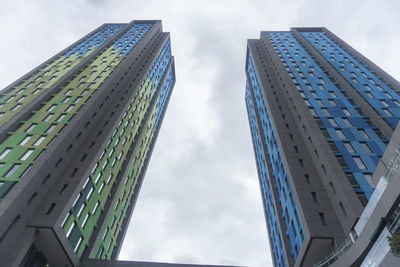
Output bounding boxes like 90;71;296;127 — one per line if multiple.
312;149;400;267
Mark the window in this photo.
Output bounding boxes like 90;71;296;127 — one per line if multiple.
98;182;105;194
0;149;11;160
48;105;57;112
339;202;347;216
57;114;66;122
66;222;75;238
335;129;345;139
346;174;359;187
19;136;32;145
77;203;85;218
359;129;370;139
342;108;351;116
82;213;89;228
342;118;352;127
321;108;330;116
94;172;101;184
337;156;349;169
92;201;99;214
46;125;56;134
344;142;355;153
86;187;94;200
319;212;327;225
26;124;37;133
382;109;392;116
311;192;318;203
63;97;71;103
20;149;34;160
328;118;337;127
354;157;367;170
361;142;372;153
66;105;74;112
11;104;21;111
107;174;113;184
44;114;53;122
357;192;368;207
34;136;46;146
330;182;336;194
5;164;20;177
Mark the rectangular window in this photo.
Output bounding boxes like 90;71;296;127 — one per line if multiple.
342;108;351;116
48;105;57;112
82;213;89;228
77;203;85;218
57;114;66;122
66;222;75;238
337;156;349;169
11;104;21;111
335;129;345;139
63;97;71;103
311;192;318;203
328;118;337;127
359;129;370;139
98;182;105;194
33;136;46;146
0;148;11;160
382;109;392;116
26;124;37;133
107;174;113;184
44;114;53;122
321;108;330;116
354;157;367;170
86;187;94;200
319;212;327;225
46;125;56;134
361;142;372;153
66;105;74;112
92;201;99;214
342;118;352;127
20;149;34;160
94;172;101;184
344;142;355;153
5;164;20;177
339;202;347;216
19;136;32;145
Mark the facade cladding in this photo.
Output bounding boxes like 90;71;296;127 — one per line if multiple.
0;20;176;267
245;27;400;267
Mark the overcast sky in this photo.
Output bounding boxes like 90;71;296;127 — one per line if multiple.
0;1;399;266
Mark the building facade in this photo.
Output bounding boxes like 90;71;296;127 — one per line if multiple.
0;20;176;267
245;27;400;266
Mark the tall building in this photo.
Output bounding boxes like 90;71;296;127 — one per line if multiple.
245;27;400;266
0;20;176;266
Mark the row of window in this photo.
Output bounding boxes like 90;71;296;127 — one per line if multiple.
61;39;173;259
268;32;380;200
246;84;287;267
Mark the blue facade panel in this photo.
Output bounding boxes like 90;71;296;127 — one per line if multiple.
64;24;126;58
265;32;388;200
301;32;400;130
246;83;287;267
112;24;153;57
247;51;304;261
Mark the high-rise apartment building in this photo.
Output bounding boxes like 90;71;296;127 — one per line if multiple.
245;27;400;266
0;20;176;266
